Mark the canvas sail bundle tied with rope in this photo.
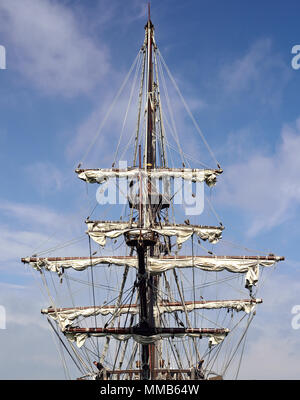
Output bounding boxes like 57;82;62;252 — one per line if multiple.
23;255;281;286
41;299;262;331
75;167;222;187
85;220;224;246
21;6;284;380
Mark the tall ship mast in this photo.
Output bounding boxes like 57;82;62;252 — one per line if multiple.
21;5;284;380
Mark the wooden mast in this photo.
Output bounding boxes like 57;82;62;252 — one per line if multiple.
146;2;155;170
135;2;156;380
134;2;158;380
145;2;158;380
137;142;150;380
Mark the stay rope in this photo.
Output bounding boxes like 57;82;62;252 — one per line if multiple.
158;49;221;169
79;51;141;166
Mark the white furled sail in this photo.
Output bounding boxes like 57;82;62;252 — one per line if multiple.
42;299;262;330
64;327;229;348
22;255;283;288
86;220;224;246
75;167;223;187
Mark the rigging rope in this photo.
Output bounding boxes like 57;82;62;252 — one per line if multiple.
154;48;168;168
47;317;85;375
75;50;140;168
88;235;100;359
221;312;254;377
133;48;146;165
234;320;249;380
113;51;143;165
158;49;221;169
48;315;70;379
157;53;186;166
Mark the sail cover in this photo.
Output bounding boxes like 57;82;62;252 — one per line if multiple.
23;256;283;287
43;299;261;330
86;220;224;246
75;167;223;187
65;329;229;348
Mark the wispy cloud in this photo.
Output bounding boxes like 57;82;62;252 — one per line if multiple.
0;200;68;229
66;95;137;166
25;162;64;194
0;199;87;266
0;282;69;378
220;38;291;106
0;0;109;97
217;117;300;236
0;226;50;262
239;269;300;379
66;55;208;168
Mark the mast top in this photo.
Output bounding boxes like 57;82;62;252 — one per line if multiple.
148;2;151;22
145;2;154;29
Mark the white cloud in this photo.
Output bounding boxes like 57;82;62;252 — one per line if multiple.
66;59;208;168
0;282;73;378
0;200;87;269
0;0;109;96
221;39;271;92
220;38;291;106
238;268;300;379
0;226;50;263
239;332;300;379
0;199;90;379
66;70;146;165
0;282;27;290
0;200;68;230
25;162;64;194
217;117;300;236
66;97;124;166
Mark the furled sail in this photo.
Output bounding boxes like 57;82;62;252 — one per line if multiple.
75;167;223;187
64;327;229;348
22;255;284;287
86;220;224;246
42;299;262;330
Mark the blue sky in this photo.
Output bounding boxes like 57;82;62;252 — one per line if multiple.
0;0;300;379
